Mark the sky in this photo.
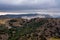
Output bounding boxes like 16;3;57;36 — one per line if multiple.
0;0;60;15
0;0;60;11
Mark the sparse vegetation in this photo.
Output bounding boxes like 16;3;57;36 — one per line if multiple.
0;18;60;40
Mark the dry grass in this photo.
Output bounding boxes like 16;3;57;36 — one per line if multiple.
0;20;6;24
50;37;60;40
0;19;10;24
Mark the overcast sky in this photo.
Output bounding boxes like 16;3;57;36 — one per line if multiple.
0;0;60;11
0;0;60;15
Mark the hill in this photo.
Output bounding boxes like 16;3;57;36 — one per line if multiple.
0;18;60;40
0;14;52;19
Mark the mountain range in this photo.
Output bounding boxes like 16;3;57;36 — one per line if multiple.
0;12;60;19
0;13;53;19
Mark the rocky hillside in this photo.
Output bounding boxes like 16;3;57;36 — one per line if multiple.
0;18;60;40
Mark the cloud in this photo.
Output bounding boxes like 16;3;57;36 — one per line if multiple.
0;0;56;6
0;0;59;11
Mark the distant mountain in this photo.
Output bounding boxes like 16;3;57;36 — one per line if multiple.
0;13;52;19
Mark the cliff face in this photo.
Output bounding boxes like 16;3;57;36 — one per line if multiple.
0;18;60;40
